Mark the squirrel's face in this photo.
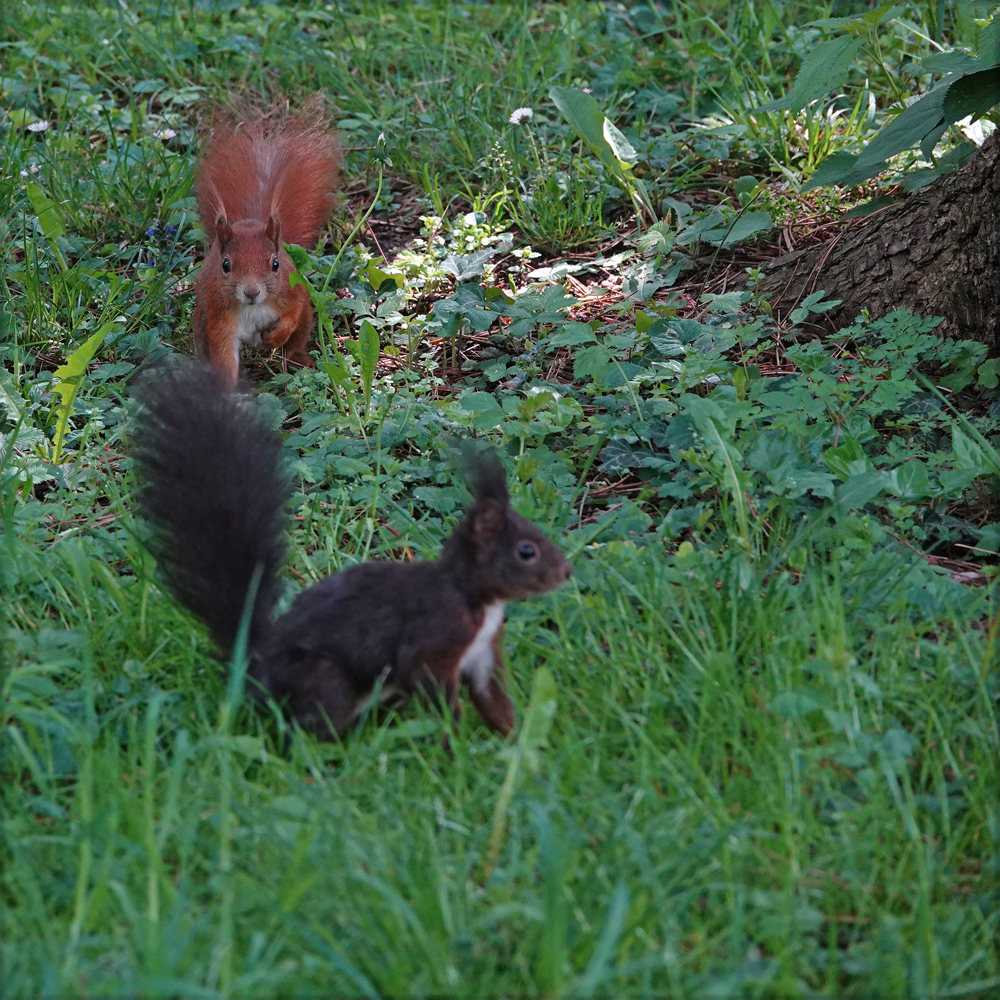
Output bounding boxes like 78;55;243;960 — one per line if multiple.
469;501;573;600
213;219;285;306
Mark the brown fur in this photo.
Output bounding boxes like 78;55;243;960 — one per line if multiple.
192;101;340;386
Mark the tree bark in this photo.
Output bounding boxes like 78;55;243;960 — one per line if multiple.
751;132;1000;353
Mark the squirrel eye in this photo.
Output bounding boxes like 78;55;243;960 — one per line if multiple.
517;542;537;561
271;257;279;273
222;257;231;274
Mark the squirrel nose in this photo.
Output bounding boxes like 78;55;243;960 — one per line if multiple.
243;283;261;303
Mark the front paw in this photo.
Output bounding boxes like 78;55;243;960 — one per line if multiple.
285;348;315;369
260;324;280;349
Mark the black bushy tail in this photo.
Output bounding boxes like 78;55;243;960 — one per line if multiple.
131;362;289;657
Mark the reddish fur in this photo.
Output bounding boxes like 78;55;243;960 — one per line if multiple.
192;103;340;386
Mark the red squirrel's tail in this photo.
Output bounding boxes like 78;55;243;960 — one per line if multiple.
195;101;340;247
131;362;290;658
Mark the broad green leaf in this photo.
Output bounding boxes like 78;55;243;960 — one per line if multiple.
319;355;350;386
548;322;597;347
757;36;864;113
922;50;982;75
573;344;612;380
358;319;379;411
284;243;311;270
706;210;773;248
602;117;636;165
828;470;887;518
549;85;618;172
50;325;113;462
803;150;884;191
942;67;1000;126
25;182;66;242
977;358;1000;389
0;369;26;422
823;435;870;481
366;262;405;290
885;459;931;500
952;426;989;471
855;86;949;170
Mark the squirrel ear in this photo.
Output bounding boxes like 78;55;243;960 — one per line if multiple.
266;215;281;247
470;499;506;563
215;216;233;246
458;443;510;506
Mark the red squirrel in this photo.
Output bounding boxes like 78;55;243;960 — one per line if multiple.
192;104;340;387
131;363;573;738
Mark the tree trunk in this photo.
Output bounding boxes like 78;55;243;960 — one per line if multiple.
751;132;1000;353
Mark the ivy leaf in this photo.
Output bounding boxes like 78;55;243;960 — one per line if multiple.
827;471;887;519
440;247;501;281
823;435;871;481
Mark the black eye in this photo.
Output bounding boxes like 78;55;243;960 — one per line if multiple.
272;257;279;273
222;257;231;274
517;542;537;561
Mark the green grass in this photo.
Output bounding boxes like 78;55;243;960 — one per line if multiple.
3;1;1000;997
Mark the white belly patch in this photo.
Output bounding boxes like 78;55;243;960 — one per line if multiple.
236;302;278;347
458;602;505;693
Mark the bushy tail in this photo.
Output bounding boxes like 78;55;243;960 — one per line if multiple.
196;101;340;246
131;362;290;657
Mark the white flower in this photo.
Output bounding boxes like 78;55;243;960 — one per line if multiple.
508;107;533;125
153;128;176;140
26;120;51;132
20;170;28;178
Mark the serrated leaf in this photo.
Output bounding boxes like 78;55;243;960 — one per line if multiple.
856;87;950;170
922;50;983;75
942;67;1000;125
284;243;311;270
757;36;864;113
548;322;597;348
573;344;612;380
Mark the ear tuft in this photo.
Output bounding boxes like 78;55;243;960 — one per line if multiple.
215;216;233;246
266;215;281;246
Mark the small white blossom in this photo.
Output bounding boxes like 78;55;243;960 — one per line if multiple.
20;170;28;178
26;120;51;132
153;128;176;140
508;107;533;125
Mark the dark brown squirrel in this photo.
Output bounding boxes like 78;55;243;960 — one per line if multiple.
192;101;340;388
131;363;573;738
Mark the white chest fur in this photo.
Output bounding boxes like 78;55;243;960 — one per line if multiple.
236;302;278;347
458;601;505;693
